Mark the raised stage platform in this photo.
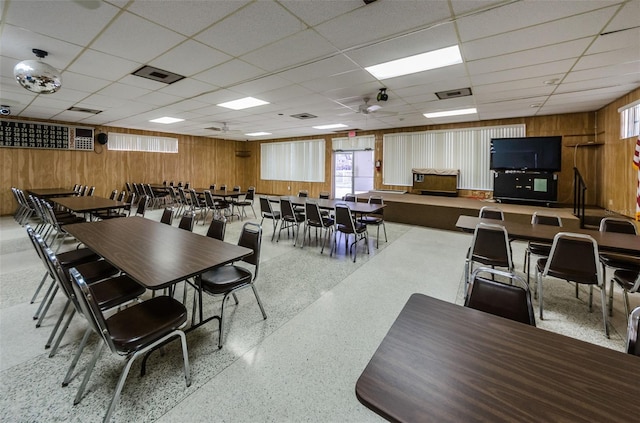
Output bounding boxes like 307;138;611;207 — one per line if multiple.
368;192;582;232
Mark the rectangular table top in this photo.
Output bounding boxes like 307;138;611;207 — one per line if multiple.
27;187;77;198
275;196;385;214
52;196;127;213
455;215;640;256
356;293;640;423
64;217;252;290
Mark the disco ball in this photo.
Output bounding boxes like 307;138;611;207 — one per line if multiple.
14;59;62;94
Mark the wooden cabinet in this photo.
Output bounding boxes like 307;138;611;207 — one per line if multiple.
412;169;458;197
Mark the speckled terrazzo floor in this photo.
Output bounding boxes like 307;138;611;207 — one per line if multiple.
0;208;635;423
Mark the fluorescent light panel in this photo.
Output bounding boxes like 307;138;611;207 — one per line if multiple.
424;108;477;119
217;96;269;110
312;124;348;130
365;45;462;80
149;117;184;124
245;132;271;136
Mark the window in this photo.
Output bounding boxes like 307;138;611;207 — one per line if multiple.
261;139;325;182
383;125;525;190
619;99;640;139
107;133;178;153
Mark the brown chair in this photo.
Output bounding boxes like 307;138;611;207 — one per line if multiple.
343;193;356;202
302;200;334;253
319;192;330;199
194;222;266;348
206;217;226;241
479;206;504;220
536;232;609;337
277;198;304;245
331;203;369;262
627;306;640;356
358;196;387;248
160;207;174;225
178;211;196;232
524;212;562;287
465;268;535;326
464;223;513;298
611;269;640;321
599;217;639;316
134;195;148;217
259;196;281;241
68;267;190;423
233;187;256;219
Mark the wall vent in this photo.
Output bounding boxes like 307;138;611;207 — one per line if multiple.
132;65;185;84
435;87;472;100
290;113;317;120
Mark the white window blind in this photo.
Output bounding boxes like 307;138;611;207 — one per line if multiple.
619;99;640;139
332;135;375;151
261;139;325;182
383;124;525;189
107;133;178;153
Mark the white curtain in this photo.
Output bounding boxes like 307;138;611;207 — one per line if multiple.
107;133;178;153
332;135;375;151
383;124;525;189
261;139;325;182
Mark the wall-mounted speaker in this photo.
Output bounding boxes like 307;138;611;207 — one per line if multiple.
96;133;108;145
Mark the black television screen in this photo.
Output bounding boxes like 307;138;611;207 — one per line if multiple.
490;136;562;172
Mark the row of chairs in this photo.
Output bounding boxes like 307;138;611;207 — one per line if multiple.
466;206;640;338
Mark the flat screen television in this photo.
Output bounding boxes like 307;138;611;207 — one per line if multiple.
490;136;562;172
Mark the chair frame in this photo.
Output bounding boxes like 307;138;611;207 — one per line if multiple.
627;306;640;356
479;206;504;220
259;196;281;241
330;203;369;262
524;212;562;287
301;200;334;253
277;198;304;246
358;196;387;248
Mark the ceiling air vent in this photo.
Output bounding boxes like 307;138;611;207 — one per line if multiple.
435;87;472;100
67;106;102;114
132;65;185;84
290;113;317;120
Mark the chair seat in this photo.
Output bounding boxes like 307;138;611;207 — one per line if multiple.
199;265;252;294
527;242;551;256
600;253;640;271
284;213;305;223
359;215;382;225
106;296;187;353
614;269;640;291
536;258;598;285
308;217;334;227
92;275;146;310
69;260;120;284
57;248;100;267
263;211;281;219
58;215;87;225
337;222;366;234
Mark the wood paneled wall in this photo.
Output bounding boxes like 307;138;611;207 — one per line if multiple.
3;88;638;218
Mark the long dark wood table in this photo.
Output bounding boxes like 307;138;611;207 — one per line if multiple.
356;293;640;422
63;216;251;290
52;195;126;214
27;187;77;198
455;215;640;255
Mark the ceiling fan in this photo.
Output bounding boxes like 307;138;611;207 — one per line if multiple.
205;122;242;135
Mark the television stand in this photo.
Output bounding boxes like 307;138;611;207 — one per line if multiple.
493;171;557;205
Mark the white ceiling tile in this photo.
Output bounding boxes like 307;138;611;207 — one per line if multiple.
76;93;128;109
470;59;575;86
195;1;306;56
158;79;219;98
563;61;640;83
277;55;359;83
229;75;291;97
97;82;151;100
3;0;120;45
587;27;640;54
135;91;182;107
450;1;509;16
602;0;640;33
117;74;167;91
241;30;337;72
90;12;186;63
58;71;112;94
279;0;363;26
192;59;264;88
67;49;141;81
127;0;250;36
574;47;640;71
150;40;232;77
300;69;378;94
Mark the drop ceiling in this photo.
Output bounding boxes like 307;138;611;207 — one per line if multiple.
1;0;638;141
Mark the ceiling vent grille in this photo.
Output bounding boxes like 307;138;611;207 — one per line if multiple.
67;106;102;114
435;87;472;100
290;113;317;120
132;65;185;84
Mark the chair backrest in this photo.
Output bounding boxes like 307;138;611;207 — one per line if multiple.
177;187;189;205
160;208;174;225
178;211;196;232
88;186;95;196
237;222;262;277
627;306;640;356
469;223;513;269
319;192;330;199
124;192;136;213
125;182;132;193
116;190;126;202
335;203;356;230
544;232;600;285
479;206;504;220
206;217;226;241
298;190;308;197
209;184;216;190
343;193;356;202
280;198;296;219
204;190;216;208
465;268;535;326
144;184;154;198
184;182;190;189
531;212;562;227
599;217;637;235
259;196;275;216
245;187;255;201
233;186;241;192
305;201;323;224
220;185;227;191
189;189;201;206
109;189;118;200
135;195;148;217
68;267;118;353
368;196;384;216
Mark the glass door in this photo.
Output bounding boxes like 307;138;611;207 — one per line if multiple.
333;150;373;199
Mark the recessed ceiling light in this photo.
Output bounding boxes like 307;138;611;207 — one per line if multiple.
217;97;269;110
365;45;462;80
245;132;272;136
424;108;477;118
530;103;541;108
149;116;184;124
312;123;348;130
544;79;560;85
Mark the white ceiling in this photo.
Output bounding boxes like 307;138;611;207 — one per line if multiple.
1;0;639;141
